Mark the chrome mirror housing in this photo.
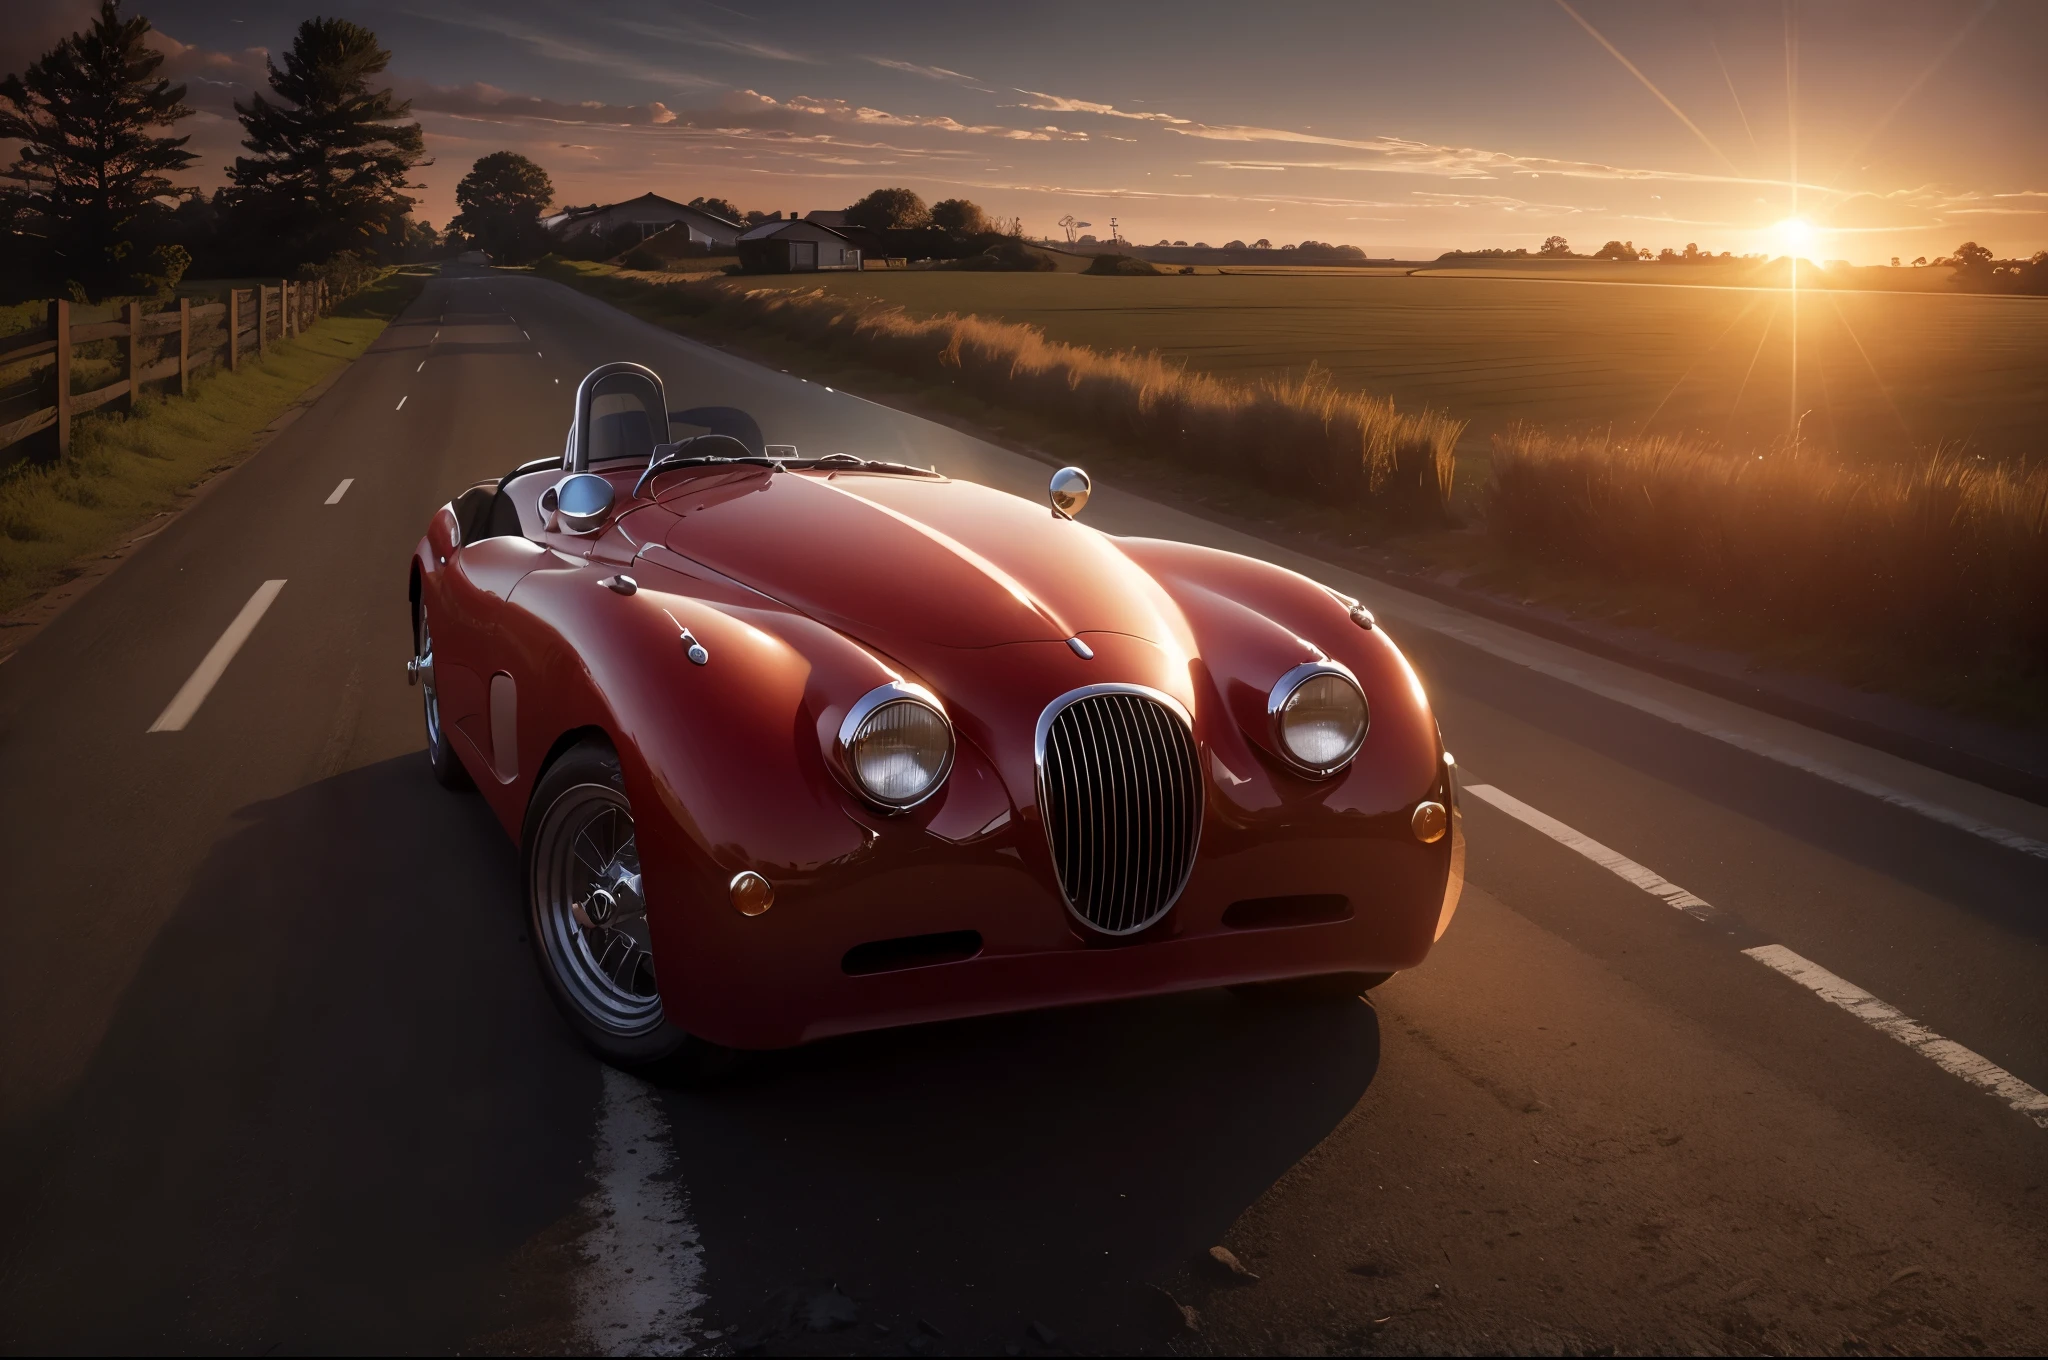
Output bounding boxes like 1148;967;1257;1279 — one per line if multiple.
542;472;616;535
1049;466;1092;519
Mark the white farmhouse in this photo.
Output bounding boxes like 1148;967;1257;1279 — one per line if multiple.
540;194;742;250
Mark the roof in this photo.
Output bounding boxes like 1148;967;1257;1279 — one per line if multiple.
543;193;741;232
739;217;854;243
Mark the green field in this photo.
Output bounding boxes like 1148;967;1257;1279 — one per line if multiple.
749;267;2046;468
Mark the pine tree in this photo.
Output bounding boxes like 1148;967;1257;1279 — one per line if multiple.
0;0;194;299
225;18;423;272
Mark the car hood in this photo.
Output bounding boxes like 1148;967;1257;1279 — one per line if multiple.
655;469;1180;648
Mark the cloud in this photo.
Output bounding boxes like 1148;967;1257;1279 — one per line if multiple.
407;82;679;126
606;17;815;64
142;30;270;114
1009;90;1189;124
409;10;718;90
1408;190;1599;214
865;57;980;84
1179;126;1833;191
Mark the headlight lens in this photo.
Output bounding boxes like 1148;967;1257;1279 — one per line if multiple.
1271;665;1368;774
843;688;953;808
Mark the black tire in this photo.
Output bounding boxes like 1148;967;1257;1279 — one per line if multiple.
417;599;473;791
522;739;737;1082
1231;971;1393;1004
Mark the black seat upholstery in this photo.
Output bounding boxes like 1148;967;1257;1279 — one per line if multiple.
455;457;560;544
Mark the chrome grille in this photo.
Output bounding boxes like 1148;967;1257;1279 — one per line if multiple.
1037;688;1204;935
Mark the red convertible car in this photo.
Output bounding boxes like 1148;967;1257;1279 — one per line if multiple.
409;363;1462;1074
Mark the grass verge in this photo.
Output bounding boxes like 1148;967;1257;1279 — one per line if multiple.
536;259;2046;727
536;257;1464;526
0;269;425;618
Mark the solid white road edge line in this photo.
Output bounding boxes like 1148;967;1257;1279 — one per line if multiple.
577;1066;706;1355
1465;781;2048;1130
395;395;407;411
324;478;353;505
147;580;286;733
1743;944;2048;1130
1429;621;2048;862
1464;783;1717;921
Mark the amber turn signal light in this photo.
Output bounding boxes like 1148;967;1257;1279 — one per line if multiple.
1412;801;1448;844
729;870;774;916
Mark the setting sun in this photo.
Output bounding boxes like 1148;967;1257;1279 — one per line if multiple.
1773;216;1820;258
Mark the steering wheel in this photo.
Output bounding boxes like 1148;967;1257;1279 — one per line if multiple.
632;434;764;500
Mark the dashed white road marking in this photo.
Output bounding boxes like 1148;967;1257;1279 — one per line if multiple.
1428;622;2048;862
395;395;407;411
324;478;353;505
1464;783;1716;921
1466;781;2048;1130
1744;945;2048;1129
523;329;531;339
577;1066;706;1355
148;580;286;733
416;359;426;372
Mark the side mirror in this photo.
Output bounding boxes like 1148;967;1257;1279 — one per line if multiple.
1049;466;1092;519
542;473;616;535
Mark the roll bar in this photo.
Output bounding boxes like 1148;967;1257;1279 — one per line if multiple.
563;362;670;472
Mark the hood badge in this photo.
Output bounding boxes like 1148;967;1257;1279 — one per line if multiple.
1067;637;1094;659
661;607;711;665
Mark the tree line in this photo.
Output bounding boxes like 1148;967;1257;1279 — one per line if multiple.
1;1;439;303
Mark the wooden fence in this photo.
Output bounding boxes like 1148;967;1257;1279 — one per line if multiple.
0;278;333;464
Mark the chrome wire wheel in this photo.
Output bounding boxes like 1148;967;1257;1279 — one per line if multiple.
419;606;444;753
530;782;664;1037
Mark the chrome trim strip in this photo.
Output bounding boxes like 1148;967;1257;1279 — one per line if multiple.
834;681;954;812
1032;683;1203;938
1266;660;1369;778
566;362;669;473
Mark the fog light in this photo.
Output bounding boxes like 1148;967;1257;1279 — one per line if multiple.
729;870;774;916
1412;801;1448;844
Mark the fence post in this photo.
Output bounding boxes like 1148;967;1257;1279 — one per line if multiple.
178;297;191;395
227;288;239;372
257;285;268;360
49;299;71;462
124;300;142;412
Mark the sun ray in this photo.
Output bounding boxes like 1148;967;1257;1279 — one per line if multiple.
1706;33;1759;157
1823;0;1999;192
1554;0;1741;175
1817;289;1918;448
1635;292;1769;439
1725;298;1778;441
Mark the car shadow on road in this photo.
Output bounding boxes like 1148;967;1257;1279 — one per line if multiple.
0;755;598;1355
668;968;1381;1354
0;753;1382;1357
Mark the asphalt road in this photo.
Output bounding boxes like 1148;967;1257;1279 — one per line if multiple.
3;263;2045;1356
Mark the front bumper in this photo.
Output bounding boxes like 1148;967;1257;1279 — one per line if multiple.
649;799;1458;1050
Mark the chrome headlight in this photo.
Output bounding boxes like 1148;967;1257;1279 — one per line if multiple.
1268;662;1368;776
838;683;954;810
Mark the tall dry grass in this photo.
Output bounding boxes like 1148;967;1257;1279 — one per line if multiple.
548;263;1464;525
1487;425;2048;673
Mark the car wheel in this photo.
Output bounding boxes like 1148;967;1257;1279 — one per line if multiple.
523;740;736;1080
417;601;473;791
1231;971;1392;1004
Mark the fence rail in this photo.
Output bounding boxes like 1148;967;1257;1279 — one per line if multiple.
0;277;334;464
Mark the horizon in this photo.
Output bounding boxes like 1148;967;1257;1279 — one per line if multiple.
4;0;2044;265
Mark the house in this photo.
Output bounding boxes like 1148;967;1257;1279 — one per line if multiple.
539;194;742;250
737;217;862;272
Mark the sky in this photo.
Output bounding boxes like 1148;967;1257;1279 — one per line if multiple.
6;0;2045;262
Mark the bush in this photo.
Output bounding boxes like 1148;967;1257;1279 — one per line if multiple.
940;240;1058;272
1084;253;1163;277
1486;426;2048;675
535;262;1463;526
